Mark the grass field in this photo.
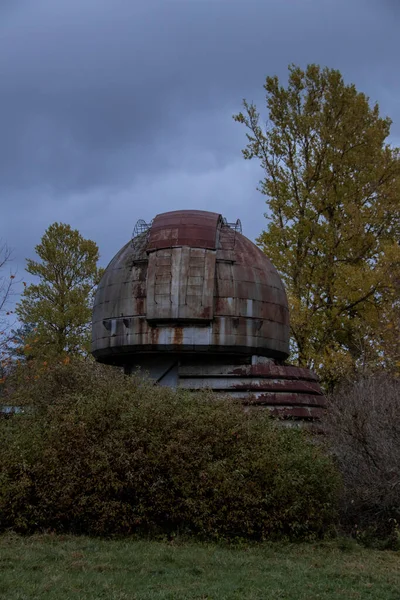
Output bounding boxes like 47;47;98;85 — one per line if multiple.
0;534;399;599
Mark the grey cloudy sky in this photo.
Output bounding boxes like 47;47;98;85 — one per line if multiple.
0;0;398;289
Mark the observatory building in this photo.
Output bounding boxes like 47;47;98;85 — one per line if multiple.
91;210;325;423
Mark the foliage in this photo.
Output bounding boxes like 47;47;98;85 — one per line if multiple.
4;322;36;362
324;375;400;548
0;359;339;541
234;64;400;386
15;223;103;359
2;535;400;600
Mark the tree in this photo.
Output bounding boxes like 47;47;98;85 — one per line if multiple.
0;241;16;381
16;223;103;359
234;64;400;385
324;375;400;541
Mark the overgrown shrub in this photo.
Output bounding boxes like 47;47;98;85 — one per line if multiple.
324;375;400;548
0;359;340;540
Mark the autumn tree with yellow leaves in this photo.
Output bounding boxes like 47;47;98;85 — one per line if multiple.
16;223;103;360
234;64;400;386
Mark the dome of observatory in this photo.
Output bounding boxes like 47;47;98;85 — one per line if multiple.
91;210;290;362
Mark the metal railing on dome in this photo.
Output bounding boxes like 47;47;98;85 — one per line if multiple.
219;217;242;251
131;219;153;247
222;217;242;234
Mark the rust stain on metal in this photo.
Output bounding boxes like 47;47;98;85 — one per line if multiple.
150;326;159;346
230;364;318;380
135;296;145;315
173;326;184;346
242;393;327;408
232;380;322;394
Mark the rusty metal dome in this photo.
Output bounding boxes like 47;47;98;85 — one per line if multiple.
92;210;290;362
91;210;326;425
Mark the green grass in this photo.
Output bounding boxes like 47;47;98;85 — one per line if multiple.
0;534;399;599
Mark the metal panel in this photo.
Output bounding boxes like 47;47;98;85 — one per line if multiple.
147;210;221;251
177;360;326;422
178;364;319;380
178;377;322;394
146;247;216;322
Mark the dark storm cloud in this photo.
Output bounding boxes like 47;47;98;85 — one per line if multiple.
0;0;398;282
1;0;397;194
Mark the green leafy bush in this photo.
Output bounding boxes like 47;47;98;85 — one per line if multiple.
0;359;340;540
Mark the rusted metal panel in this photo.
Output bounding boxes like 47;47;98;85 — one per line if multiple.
147;210;222;251
146;248;176;320
179;377;321;394
236;392;326;408
176;359;326;421
243;364;318;380
92;241;148;330
178;364;319;381
214;297;288;324
146;246;216;322
93;318;289;358
184;247;215;319
235;379;322;394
